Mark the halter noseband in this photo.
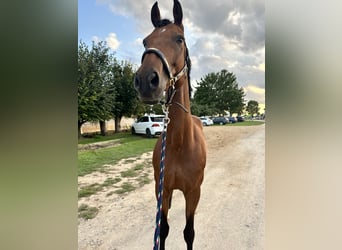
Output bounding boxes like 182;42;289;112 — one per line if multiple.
141;48;188;87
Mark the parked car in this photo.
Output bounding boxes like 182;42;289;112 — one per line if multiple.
131;114;164;138
237;116;245;122
200;117;213;126
212;116;228;125
227;117;237;123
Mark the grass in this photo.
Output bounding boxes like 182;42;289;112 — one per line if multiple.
212;120;265;127
123;159;136;164
78;134;157;176
227;120;265;126
133;164;145;171
78;177;122;198
102;177;122;187
211;120;265;127
78;183;103;198
78;121;263;176
78;133;156;220
114;182;136;194
78;132;131;145
137;173;152;186
78;204;99;220
120;168;139;178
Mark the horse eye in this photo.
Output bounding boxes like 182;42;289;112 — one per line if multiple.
143;39;147;47
176;36;184;44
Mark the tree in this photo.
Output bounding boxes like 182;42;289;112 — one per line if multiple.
228;86;246;115
78;41;114;137
190;101;216;117
193;70;245;116
246;100;259;118
111;60;138;133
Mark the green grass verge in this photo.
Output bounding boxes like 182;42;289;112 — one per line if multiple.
226;120;265;126
211;120;264;127
78;134;157;176
78;132;131;145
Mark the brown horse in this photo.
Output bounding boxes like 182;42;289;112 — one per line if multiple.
134;1;206;249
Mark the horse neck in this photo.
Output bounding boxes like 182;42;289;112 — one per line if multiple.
167;76;192;144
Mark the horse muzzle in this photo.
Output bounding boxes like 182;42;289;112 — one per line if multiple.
134;69;165;104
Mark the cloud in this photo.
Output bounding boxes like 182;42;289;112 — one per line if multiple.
98;0;264;52
97;0;154;34
246;85;265;95
134;37;143;46
92;36;101;43
97;0;264;103
106;32;121;50
255;63;265;72
183;0;264;52
244;85;265;104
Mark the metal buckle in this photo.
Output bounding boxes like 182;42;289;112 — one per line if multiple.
170;78;175;88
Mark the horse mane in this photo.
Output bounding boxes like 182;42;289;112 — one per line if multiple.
156;19;192;98
185;46;192;98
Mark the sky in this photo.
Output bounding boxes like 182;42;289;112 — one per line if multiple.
78;0;265;112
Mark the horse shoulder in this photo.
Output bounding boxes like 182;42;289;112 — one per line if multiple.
191;115;203;130
191;115;207;163
191;116;205;141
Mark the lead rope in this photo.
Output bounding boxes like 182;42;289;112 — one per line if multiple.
153;103;169;250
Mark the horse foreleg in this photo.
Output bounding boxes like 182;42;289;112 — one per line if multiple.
183;214;195;250
183;188;201;250
159;210;169;250
159;189;171;250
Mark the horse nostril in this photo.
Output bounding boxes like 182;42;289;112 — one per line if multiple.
149;72;159;89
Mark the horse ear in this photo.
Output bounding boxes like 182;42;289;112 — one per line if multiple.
173;0;183;26
151;2;161;28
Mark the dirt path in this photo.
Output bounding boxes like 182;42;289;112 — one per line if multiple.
78;124;265;249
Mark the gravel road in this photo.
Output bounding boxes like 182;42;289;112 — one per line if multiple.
78;124;265;250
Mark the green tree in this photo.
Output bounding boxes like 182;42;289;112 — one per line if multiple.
193;70;245;116
111;60;139;133
190;101;216;117
78;41;114;137
228;86;246;115
246;100;259;118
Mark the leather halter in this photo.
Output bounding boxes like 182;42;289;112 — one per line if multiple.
141;48;189;112
141;48;188;88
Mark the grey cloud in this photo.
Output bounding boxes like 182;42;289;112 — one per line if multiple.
189;33;264;91
183;0;264;53
100;0;264;52
99;0;264;102
185;1;235;31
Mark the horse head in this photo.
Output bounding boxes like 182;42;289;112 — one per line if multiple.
134;0;189;104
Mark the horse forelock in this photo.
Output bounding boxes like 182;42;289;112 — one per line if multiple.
156;19;172;28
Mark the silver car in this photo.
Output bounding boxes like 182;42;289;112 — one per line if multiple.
200;117;213;126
